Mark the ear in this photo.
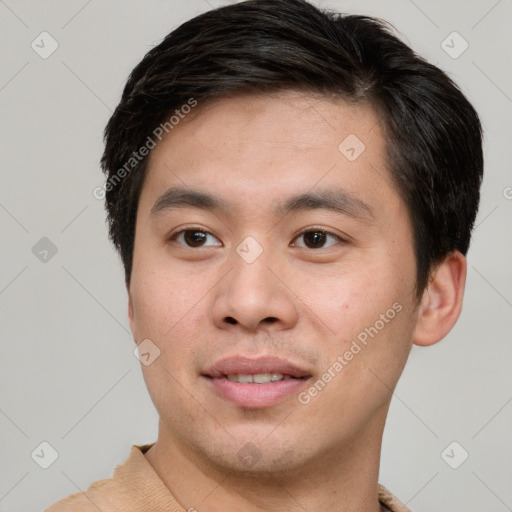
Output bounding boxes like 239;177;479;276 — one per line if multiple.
412;251;467;347
127;282;136;337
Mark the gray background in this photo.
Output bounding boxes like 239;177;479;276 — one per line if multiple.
0;0;511;511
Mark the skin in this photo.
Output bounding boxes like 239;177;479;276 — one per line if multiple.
127;91;466;511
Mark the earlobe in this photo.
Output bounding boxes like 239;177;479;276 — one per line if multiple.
412;251;467;347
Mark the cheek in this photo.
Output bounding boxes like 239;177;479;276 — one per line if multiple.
291;253;415;391
292;259;401;339
130;250;209;340
130;260;218;381
132;270;208;410
297;299;414;438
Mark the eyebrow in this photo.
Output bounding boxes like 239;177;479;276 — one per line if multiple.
151;187;231;215
151;186;372;221
275;188;372;221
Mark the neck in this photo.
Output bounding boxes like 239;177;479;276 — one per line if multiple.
145;411;388;512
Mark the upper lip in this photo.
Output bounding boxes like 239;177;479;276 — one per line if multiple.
203;356;312;379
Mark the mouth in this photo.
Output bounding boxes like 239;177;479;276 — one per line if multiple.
202;356;312;408
225;373;298;384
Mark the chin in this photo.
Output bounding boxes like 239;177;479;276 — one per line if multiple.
175;420;320;476
205;439;310;475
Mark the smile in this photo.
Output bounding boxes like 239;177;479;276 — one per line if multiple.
203;356;312;408
225;373;296;383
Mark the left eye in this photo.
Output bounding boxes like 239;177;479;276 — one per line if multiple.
292;230;341;249
171;229;222;248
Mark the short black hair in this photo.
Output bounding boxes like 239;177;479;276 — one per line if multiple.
101;0;483;296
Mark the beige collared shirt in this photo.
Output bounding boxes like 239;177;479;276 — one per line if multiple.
45;444;411;512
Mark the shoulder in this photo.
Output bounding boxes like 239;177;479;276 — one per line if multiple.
378;483;411;512
45;476;121;511
45;444;156;512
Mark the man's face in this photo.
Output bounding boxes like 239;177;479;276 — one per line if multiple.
128;91;420;473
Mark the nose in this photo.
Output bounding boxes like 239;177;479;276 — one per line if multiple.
210;242;299;332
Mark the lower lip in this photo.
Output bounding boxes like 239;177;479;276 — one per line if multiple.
205;376;308;408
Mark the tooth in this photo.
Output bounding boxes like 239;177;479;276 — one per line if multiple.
225;373;287;383
253;373;271;384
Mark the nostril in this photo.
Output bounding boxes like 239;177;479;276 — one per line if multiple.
223;316;277;326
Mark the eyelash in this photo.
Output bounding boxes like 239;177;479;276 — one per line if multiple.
293;227;343;249
168;226;345;249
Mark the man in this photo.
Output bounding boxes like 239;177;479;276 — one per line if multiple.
47;0;483;510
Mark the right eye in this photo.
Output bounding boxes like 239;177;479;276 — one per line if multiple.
169;229;222;248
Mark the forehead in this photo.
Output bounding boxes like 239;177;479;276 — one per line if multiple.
155;91;384;158
141;91;396;219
